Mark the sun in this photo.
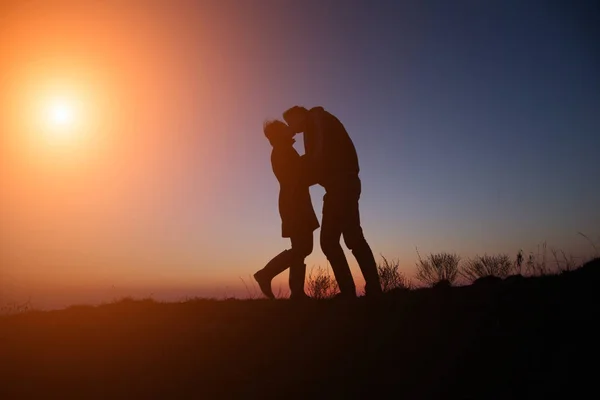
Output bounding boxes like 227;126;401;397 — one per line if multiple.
15;75;104;163
45;98;78;129
39;96;84;145
49;101;74;126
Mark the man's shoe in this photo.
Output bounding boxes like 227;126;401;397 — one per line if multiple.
253;271;275;299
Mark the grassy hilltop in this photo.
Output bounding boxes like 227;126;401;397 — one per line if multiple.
1;257;598;399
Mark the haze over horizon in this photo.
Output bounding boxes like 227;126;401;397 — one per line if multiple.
1;0;599;309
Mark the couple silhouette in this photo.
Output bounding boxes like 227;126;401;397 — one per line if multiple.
254;106;382;300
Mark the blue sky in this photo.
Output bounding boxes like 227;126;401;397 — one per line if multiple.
225;0;600;258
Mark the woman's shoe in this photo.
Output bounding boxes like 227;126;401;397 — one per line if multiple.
253;270;275;299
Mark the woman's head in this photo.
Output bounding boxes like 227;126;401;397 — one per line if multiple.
264;119;294;147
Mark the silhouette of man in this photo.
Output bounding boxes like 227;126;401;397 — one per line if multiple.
254;120;319;299
283;106;382;298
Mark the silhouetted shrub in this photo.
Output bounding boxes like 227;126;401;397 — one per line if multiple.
240;276;260;299
0;299;32;316
515;249;524;275
550;248;579;272
378;256;412;292
578;232;599;258
415;251;460;286
524;242;550;276
306;266;339;299
461;254;513;282
518;242;588;276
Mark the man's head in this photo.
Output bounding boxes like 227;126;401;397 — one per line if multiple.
283;106;309;134
263;119;294;147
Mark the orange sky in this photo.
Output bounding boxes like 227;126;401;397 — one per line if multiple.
0;2;257;303
1;1;361;309
2;1;598;309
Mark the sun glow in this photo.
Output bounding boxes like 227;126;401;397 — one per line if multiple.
5;65;116;171
40;95;82;143
24;82;103;162
47;100;75;127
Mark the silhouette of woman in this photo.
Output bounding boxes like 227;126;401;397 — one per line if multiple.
254;120;319;299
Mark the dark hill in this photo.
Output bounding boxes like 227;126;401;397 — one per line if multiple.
1;258;598;399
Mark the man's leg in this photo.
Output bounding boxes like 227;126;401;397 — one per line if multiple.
341;182;382;296
321;193;357;297
288;232;313;298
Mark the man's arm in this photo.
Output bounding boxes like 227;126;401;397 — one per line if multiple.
312;113;325;164
299;154;320;186
299;107;328;185
300;108;324;166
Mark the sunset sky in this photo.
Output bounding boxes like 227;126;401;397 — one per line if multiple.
1;0;599;309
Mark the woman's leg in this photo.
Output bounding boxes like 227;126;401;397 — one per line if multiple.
254;249;293;299
289;231;314;298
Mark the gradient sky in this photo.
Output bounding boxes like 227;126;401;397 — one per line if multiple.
1;0;599;308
